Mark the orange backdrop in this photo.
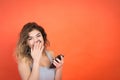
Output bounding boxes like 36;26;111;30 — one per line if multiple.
0;0;120;80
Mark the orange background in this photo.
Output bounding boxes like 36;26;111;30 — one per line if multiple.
0;0;120;80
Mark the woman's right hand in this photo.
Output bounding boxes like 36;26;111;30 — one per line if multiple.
31;41;44;64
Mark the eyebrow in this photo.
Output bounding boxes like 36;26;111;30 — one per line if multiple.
36;33;41;35
28;32;41;38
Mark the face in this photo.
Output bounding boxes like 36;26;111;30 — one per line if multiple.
27;29;44;48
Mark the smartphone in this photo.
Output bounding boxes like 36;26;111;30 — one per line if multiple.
49;54;64;68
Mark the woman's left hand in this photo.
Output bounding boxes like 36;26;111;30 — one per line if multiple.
53;56;64;69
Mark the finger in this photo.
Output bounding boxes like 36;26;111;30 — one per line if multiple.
53;60;59;66
36;41;39;49
31;47;33;53
38;46;44;57
38;41;42;50
33;42;37;50
55;58;61;63
40;46;44;52
61;55;64;61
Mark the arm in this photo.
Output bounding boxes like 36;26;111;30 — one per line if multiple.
18;59;40;80
48;51;64;80
54;56;64;80
18;42;44;80
55;67;63;80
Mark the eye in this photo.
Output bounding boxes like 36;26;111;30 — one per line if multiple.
37;34;41;37
28;37;32;40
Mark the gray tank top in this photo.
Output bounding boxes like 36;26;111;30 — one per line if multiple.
40;51;55;80
31;51;55;80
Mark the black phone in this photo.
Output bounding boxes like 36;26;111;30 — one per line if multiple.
49;54;64;68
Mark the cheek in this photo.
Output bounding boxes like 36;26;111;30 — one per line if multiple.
27;41;34;48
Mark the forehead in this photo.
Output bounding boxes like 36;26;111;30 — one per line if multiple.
28;29;41;37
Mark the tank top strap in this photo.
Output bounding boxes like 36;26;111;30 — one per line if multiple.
45;50;53;63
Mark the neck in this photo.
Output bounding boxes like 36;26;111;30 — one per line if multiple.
42;50;46;56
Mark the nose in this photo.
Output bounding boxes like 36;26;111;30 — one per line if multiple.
33;37;39;43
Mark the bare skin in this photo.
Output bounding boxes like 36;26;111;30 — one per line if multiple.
18;29;64;80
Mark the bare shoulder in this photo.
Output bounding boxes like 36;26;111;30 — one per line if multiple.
18;57;30;65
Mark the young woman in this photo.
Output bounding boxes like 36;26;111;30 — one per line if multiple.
16;22;64;80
